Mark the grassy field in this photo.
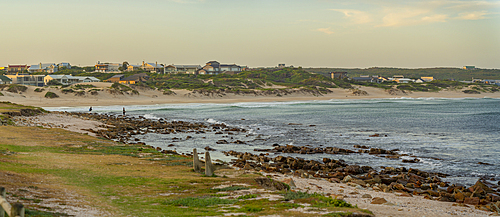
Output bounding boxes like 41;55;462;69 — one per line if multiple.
0;103;371;216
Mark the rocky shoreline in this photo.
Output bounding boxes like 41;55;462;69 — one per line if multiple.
12;110;500;214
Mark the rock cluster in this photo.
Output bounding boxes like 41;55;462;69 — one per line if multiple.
57;111;245;145
223;150;500;213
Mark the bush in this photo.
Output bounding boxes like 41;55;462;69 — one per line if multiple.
45;92;59;98
6;84;27;93
34;88;44;92
75;91;85;96
463;89;480;94
74;84;96;89
61;89;74;94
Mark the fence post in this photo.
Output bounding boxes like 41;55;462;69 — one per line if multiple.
0;187;5;217
192;148;203;173
11;203;24;217
205;151;215;176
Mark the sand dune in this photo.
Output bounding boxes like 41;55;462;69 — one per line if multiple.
1;82;498;108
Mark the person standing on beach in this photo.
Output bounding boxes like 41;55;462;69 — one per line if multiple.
123;107;126;116
89;106;92;112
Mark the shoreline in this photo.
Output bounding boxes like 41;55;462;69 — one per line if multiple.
1;83;499;108
12;111;499;216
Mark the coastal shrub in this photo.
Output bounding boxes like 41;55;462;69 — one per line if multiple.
165;197;236;207
61;89;74;94
34;88;44;92
44;92;59;98
463;89;480;94
111;83;133;91
130;90;139;95
0;92;3;96
107;89;123;95
89;90;98;95
74;84;96;89
6;84;27;93
163;89;176;95
74;91;85;96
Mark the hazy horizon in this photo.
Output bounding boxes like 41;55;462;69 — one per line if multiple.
1;0;499;69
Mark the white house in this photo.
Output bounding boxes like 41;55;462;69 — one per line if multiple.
44;75;100;85
29;63;58;73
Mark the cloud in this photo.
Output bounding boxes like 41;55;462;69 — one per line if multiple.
456;11;488;20
317;27;334;35
377;8;430;27
422;14;448;22
330;9;373;24
445;1;500;10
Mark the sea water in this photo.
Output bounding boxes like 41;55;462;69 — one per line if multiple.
46;97;500;186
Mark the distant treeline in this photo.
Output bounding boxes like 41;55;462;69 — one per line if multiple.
305;67;500;80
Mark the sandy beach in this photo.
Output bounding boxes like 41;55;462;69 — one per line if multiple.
12;112;498;217
1;82;499;108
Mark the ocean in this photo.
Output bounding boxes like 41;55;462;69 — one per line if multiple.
46;97;500;186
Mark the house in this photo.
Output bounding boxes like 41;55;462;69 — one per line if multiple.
6;74;45;87
120;73;150;84
376;76;390;83
44;75;100;86
420;77;434;82
415;79;425;83
0;75;12;84
200;61;242;75
278;63;285;68
0;66;6;71
463;66;476;70
395;78;414;83
7;65;29;74
95;62;120;72
29;63;58;73
330;72;348;79
126;65;141;72
141;62;164;73
105;74;125;83
59;62;71;69
165;65;201;74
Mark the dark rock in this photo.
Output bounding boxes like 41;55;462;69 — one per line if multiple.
255;177;288;191
464;197;480;205
371;197;387;204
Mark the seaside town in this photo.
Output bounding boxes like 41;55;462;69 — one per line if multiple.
1;61;499;87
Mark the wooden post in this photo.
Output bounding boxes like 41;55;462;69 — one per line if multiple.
11;203;24;217
205;151;215;176
0;187;5;217
192;149;203;173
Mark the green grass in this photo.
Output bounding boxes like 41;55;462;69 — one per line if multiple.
165;197;237;207
237;194;258;200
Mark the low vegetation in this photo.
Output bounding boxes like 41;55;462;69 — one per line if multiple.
6;84;28;93
44;91;59;98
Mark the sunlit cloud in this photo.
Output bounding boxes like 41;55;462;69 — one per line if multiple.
456;11;489;20
317;27;334;35
422;14;448;22
377;8;430;27
330;9;373;24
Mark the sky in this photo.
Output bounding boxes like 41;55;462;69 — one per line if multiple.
1;0;499;68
